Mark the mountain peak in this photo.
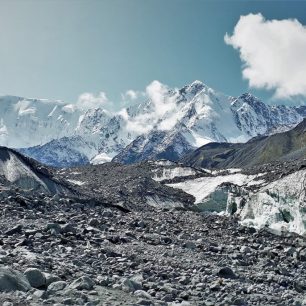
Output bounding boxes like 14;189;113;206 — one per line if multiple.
190;80;204;86
180;80;209;96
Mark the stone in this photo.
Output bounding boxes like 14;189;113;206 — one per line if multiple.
88;218;100;227
0;267;31;292
122;277;143;292
184;241;197;250
47;281;68;293
134;290;152;299
46;223;62;235
298;248;306;261
240;246;251;254
136;299;153;305
24;268;46;288
33;289;48;299
61;223;76;233
44;273;61;286
5;224;22;236
217;267;237;279
69;276;95;290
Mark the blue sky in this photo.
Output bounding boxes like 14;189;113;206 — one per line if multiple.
0;0;306;108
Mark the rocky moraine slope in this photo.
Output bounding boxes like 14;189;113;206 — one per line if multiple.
0;146;306;305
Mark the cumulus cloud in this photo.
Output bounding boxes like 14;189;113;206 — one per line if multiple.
225;13;306;99
124;80;181;134
76;92;109;110
121;90;140;101
120;90;146;105
146;80;178;116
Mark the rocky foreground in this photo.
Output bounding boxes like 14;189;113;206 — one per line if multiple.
0;190;306;306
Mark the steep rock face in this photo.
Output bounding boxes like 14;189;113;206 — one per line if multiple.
112;130;194;164
231;93;302;136
19;136;97;168
1;81;305;167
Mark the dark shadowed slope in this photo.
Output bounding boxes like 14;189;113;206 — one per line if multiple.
181;118;306;169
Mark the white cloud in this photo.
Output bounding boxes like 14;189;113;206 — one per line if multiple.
124;80;181;134
76;92;109;110
225;13;306;99
121;89;145;103
126;113;155;134
146;80;178;117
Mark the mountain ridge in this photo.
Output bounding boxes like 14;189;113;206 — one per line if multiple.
181;117;306;169
1;81;305;167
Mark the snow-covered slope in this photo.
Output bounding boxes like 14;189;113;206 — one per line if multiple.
112;82;306;164
19;136;97;168
0;96;82;148
1;81;306;167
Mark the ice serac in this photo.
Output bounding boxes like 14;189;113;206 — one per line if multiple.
226;168;306;236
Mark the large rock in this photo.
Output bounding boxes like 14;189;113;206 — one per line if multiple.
121;275;143;293
46;223;62;235
5;224;22;236
47;281;68;293
69;276;95;290
44;272;61;286
24;268;46;288
0;267;31;292
217;267;238;279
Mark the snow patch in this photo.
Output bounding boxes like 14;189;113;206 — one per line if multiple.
91;153;113;164
168;173;261;204
67;179;85;186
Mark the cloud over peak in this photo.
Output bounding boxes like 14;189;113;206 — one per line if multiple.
76;92;109;110
225;13;306;99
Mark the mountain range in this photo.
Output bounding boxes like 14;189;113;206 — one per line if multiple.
1;81;306;167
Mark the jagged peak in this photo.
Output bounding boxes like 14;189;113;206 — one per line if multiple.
190;80;205;86
180;80;214;97
238;92;262;103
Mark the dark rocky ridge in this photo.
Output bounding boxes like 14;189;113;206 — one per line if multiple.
181;118;306;169
56;161;196;212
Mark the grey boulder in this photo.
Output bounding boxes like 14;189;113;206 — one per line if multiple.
0;267;31;292
69;276;95;290
24;268;46;288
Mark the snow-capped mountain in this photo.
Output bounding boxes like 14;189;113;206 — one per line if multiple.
1;81;306;167
113;82;306;164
